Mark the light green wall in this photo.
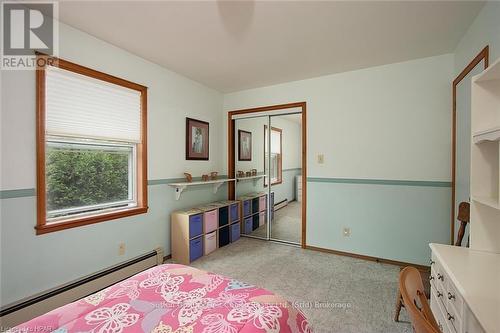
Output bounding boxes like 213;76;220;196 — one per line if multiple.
306;179;451;265
454;1;500;76
0;184;227;306
223;54;454;267
0;18;225;307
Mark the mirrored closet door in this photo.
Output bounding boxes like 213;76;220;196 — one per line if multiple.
234;115;269;240
233;109;303;245
268;114;302;244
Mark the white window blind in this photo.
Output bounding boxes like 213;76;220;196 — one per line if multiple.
45;66;141;142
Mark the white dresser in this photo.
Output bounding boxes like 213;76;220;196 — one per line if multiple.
296;175;302;202
429;243;500;333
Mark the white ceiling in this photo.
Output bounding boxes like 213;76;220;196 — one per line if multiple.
55;1;484;93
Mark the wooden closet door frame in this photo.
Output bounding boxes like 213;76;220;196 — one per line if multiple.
227;102;307;248
451;46;489;244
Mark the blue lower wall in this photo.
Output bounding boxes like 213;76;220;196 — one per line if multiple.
0;176;450;305
0;182;227;307
306;179;451;265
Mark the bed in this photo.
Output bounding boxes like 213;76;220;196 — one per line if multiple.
12;264;312;333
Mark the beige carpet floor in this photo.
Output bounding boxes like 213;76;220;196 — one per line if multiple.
251;201;302;243
187;238;412;333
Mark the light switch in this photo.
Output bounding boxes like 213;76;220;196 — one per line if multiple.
317;154;324;164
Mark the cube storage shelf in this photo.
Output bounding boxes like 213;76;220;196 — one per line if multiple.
238;192;274;235
171;200;241;264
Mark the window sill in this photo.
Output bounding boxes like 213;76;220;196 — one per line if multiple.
35;206;148;235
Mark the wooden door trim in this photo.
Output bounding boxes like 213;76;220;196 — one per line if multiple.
451;46;489;244
227;102;307;248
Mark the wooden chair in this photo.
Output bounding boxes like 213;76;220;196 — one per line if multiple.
399;266;440;333
455;202;470;247
394;267;430;322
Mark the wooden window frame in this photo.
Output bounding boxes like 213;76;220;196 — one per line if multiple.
35;54;148;235
263;125;283;187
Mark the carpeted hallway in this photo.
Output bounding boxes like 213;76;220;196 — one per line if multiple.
185;237;412;333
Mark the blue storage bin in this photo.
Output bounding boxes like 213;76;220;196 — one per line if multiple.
231;222;240;242
219;206;229;227
219;225;230;248
244;217;253;234
252;214;259;230
189;214;203;239
252;198;259;213
243;200;251;217
189;236;203;262
230;203;239;222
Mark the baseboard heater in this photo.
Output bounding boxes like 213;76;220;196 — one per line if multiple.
274;199;288;211
0;247;164;328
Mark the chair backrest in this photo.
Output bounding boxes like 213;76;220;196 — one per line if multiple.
399;266;440;333
455;202;471;246
457;202;470;223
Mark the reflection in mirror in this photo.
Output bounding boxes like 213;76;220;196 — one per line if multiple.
235;116;269;239
264;125;282;186
270;113;302;244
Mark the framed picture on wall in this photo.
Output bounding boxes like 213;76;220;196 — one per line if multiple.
186;117;209;160
238;130;252;161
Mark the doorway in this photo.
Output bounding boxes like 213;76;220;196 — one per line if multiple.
228;102;307;247
451;46;488;244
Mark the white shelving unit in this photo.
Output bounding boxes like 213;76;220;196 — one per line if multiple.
169;179;236;200
470;56;500;253
236;175;265;186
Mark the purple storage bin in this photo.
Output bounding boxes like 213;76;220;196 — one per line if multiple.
189;214;203;239
230;203;239;222
189;236;203;262
243;200;251;217
244;217;253;234
231;222;240;242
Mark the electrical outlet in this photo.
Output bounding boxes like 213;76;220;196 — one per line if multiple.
343;227;351;237
118;243;126;255
317;154;324;164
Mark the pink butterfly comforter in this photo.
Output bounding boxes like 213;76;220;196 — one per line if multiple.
13;264;312;333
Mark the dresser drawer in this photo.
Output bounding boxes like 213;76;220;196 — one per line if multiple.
432;287;452;333
431;257;447;292
445;299;461;333
445;277;464;319
203;209;218;233
189;214;203;239
204;231;217;255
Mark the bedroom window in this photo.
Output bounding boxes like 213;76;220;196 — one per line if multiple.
36;55;148;234
264;125;283;186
